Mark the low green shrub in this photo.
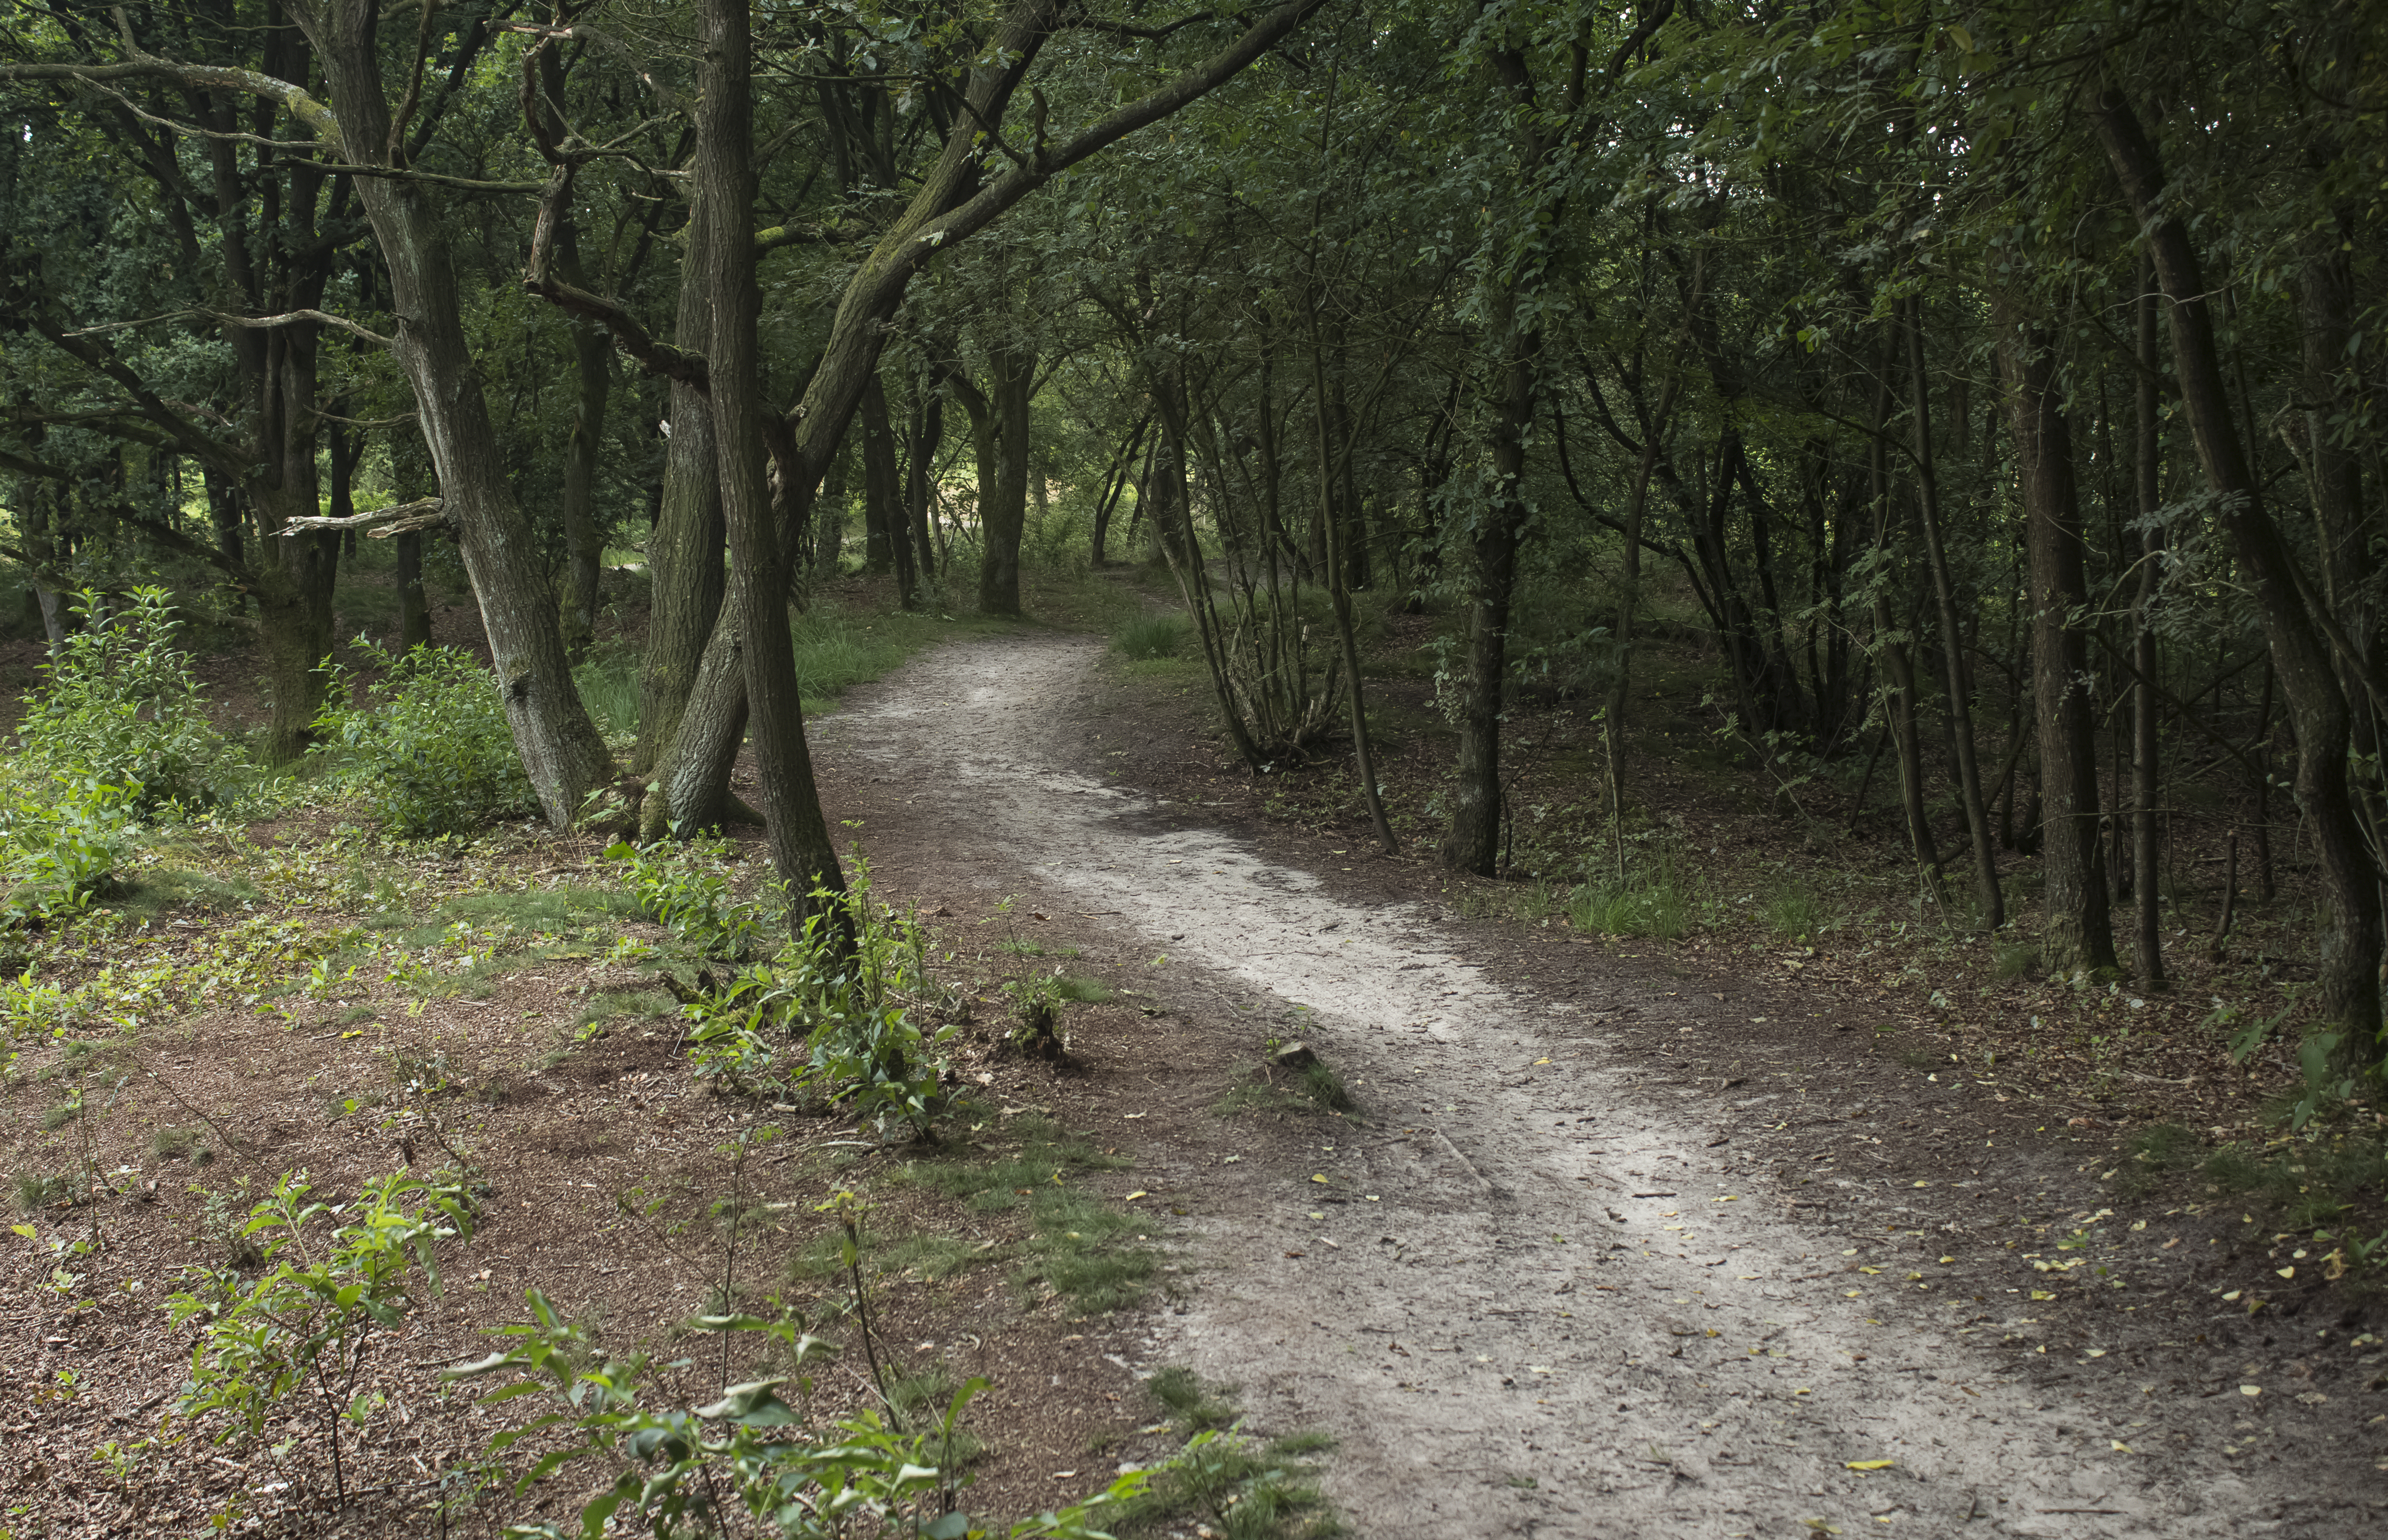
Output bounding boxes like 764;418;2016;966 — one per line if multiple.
165;1169;473;1502
310;643;537;837
17;588;238;811
605;835;769;960
0;774;140;926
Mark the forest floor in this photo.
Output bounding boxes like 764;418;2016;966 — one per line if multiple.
2;569;2386;1537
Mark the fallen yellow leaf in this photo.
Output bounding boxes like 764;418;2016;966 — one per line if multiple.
1125;1191;1148;1202
2111;1441;2133;1453
1845;1458;1895;1471
1310;1174;1328;1184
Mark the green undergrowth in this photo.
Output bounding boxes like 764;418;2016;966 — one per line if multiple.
2116;1119;2388;1277
1114;1369;1342;1540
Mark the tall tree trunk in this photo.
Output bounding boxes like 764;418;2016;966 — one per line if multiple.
863;373;914;607
309;0;611;825
2001;311;2115;975
975;345;1035;616
1905;300;2002;928
2130;257;2166;987
557;320;611;660
1441;289;1532;875
2094;85;2379;1066
1867;367;1943;896
902;366;943;582
699;0;849;932
1604;376;1675;829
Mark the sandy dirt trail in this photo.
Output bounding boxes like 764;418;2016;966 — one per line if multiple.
819;633;2316;1538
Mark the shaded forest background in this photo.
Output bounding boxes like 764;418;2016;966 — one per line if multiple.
0;1;2383;1205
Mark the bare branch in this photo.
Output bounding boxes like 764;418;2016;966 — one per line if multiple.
280;496;446;536
65;308;394;347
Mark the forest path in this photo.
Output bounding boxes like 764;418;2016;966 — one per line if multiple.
815;632;2300;1539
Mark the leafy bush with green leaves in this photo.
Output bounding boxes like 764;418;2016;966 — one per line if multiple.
449;1293;1146;1539
164;1169;473;1501
0;774;138;926
311;642;537;837
17;587;236;811
606;834;769;960
658;855;954;1135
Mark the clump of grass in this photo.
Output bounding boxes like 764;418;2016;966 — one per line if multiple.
572;648;642;741
1112;613;1191;661
895;1117;1130;1213
1762;882;1823;941
15;1170;71;1210
1147;1366;1239;1432
1120;1369;1343;1538
1022;1185;1153;1313
152;1126;201;1161
1054;974;1113;1004
1569;859;1695;941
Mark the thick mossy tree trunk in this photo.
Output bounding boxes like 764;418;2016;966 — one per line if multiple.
310;0;611;825
2001;313;2115;976
2094;85;2379;1068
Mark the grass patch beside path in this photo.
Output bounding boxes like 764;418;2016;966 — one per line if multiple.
884;1118;1154;1315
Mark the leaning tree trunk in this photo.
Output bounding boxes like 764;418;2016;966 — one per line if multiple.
2001;310;2115;976
2095;85;2379;1068
309;0;612;826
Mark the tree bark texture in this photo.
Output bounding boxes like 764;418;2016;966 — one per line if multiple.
2001;313;2115;974
2130;260;2166;987
556;319;611;660
1905;303;2001;928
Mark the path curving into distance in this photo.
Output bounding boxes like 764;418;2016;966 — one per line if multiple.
818;632;2319;1539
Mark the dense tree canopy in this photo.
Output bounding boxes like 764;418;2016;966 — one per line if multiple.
3;0;2383;1071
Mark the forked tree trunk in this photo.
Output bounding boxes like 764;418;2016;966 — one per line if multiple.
2001;309;2115;975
